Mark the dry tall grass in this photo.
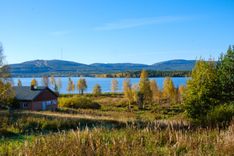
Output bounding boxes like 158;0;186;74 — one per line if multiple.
2;121;234;156
1;108;136;122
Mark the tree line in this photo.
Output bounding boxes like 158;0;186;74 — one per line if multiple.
95;70;191;78
121;70;185;110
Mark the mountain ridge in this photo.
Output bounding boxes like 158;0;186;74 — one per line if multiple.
9;59;197;77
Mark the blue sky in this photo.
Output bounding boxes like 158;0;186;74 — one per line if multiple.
0;0;233;64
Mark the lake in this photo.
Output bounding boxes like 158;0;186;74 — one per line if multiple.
12;77;188;94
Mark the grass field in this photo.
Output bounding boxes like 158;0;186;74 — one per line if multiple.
1;116;233;155
0;94;233;155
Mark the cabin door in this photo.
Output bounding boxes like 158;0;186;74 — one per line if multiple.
42;102;46;110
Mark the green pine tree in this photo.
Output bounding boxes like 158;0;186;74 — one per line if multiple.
217;45;234;102
184;60;219;121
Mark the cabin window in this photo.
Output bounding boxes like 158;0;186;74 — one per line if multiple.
23;103;28;108
52;100;57;105
42;100;56;106
46;101;52;106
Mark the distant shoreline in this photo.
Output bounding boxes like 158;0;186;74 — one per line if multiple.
12;76;189;78
10;70;191;78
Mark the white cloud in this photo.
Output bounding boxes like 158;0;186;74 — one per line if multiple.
95;16;190;31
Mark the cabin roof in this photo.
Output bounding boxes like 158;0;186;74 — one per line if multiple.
13;86;58;101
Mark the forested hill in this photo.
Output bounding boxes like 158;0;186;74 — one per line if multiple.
9;59;196;77
152;60;196;71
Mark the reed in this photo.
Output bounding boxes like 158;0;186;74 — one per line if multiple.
1;120;233;156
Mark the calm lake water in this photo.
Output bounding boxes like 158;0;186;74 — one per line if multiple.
12;77;188;94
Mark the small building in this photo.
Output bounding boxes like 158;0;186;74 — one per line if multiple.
13;86;58;111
